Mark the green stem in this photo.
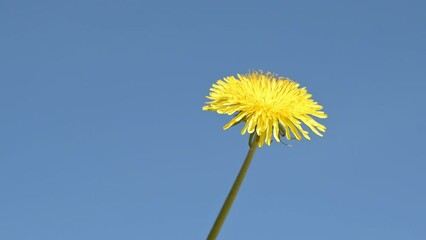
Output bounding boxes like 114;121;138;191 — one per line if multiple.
207;134;259;240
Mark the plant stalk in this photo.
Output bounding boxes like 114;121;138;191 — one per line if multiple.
207;135;259;240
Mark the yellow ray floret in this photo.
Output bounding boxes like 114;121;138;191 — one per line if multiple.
203;71;327;147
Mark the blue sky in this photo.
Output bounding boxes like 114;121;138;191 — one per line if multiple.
1;0;425;239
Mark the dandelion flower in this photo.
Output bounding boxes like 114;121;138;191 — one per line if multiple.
204;71;328;240
203;71;327;147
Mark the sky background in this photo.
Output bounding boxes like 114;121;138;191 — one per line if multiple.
1;0;426;239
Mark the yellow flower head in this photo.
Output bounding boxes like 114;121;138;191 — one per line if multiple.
203;71;327;147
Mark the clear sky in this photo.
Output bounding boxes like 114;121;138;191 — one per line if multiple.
1;0;425;239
